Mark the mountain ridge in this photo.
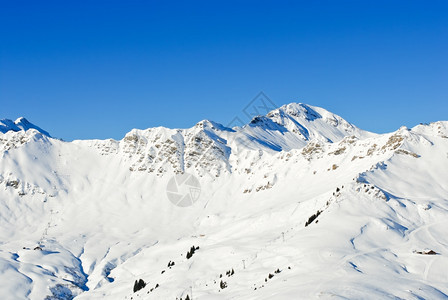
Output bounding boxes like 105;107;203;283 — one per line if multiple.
0;103;447;299
0;117;51;137
1;102;369;144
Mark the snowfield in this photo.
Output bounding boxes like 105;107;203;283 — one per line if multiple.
0;103;447;299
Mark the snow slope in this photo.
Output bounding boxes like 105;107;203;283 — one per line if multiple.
0;103;447;299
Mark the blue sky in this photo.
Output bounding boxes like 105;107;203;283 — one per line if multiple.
1;0;447;140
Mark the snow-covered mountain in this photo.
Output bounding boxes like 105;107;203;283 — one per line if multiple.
1;103;447;299
0;117;51;137
80;103;374;177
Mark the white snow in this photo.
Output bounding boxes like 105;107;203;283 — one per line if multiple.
0;118;51;137
0;103;447;299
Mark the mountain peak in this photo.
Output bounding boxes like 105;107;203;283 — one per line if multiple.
0;117;51;136
14;117;28;123
270;102;322;121
261;102;374;143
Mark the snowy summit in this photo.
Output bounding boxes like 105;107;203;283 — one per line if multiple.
0;117;51;137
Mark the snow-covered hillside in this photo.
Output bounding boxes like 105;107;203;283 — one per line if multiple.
0;104;447;299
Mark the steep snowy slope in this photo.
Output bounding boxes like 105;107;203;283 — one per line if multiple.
0;105;447;300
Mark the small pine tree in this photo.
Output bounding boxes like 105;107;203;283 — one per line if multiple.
186;245;198;259
220;280;227;289
305;210;322;227
133;279;146;293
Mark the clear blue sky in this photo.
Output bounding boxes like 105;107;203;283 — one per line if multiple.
1;0;447;140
